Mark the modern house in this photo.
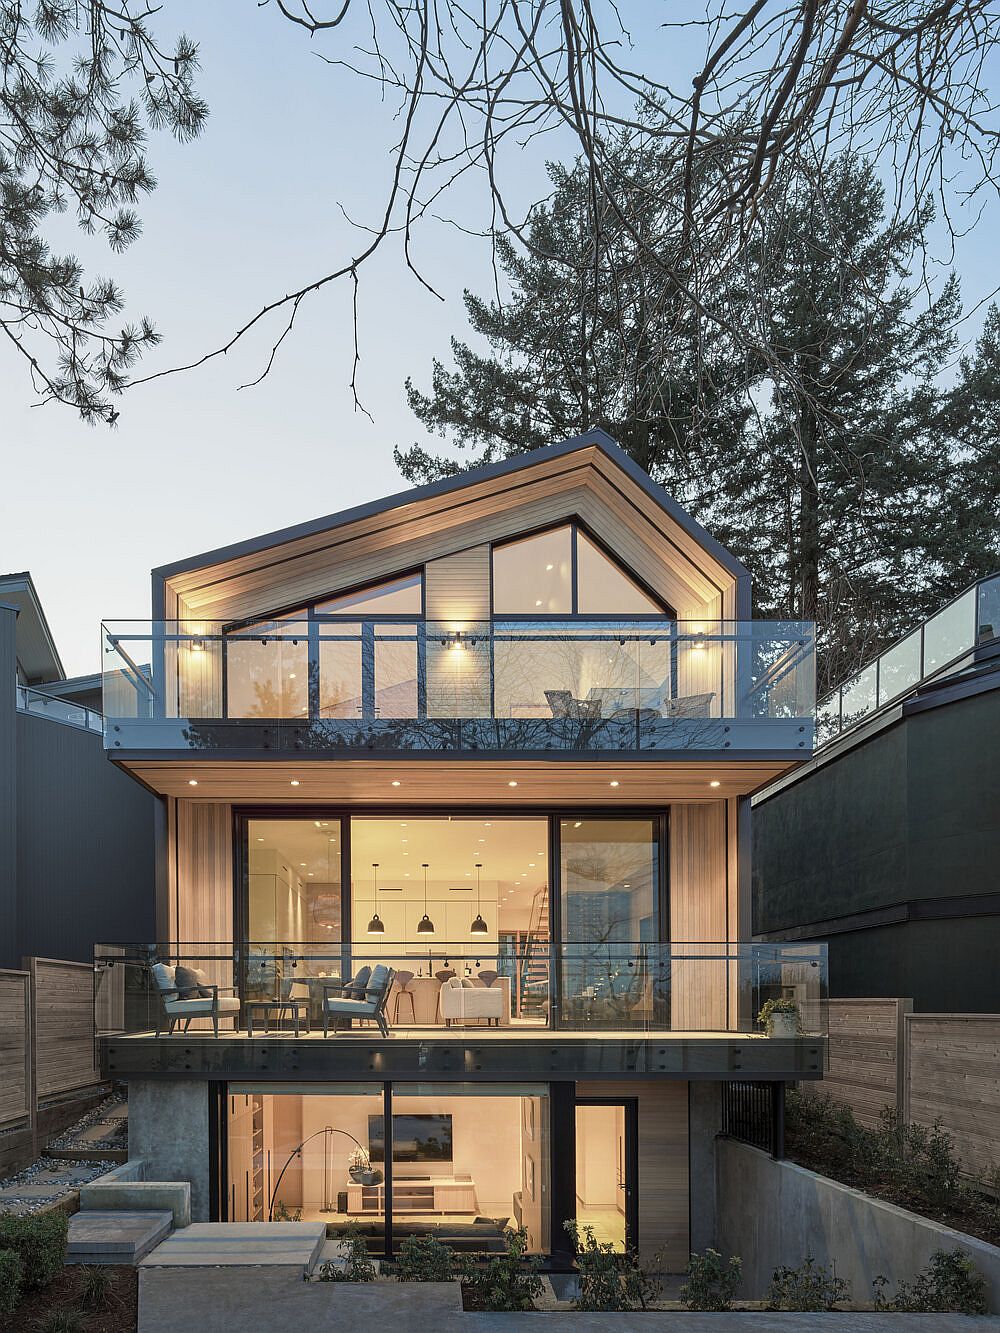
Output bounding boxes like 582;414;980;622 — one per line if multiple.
754;573;1000;1013
1;572;156;969
95;430;825;1268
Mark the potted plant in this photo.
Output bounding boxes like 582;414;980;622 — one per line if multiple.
347;1146;383;1186
757;997;801;1038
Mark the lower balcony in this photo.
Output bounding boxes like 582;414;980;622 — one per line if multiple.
95;940;828;1081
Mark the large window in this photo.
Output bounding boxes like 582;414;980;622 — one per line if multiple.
233;1083;550;1254
492;524;664;616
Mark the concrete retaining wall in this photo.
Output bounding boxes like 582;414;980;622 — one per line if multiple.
128;1080;210;1221
716;1138;1000;1311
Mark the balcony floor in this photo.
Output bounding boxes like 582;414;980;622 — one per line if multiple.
100;1025;826;1082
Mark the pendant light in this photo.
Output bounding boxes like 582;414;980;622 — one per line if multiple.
416;863;435;934
367;862;384;934
470;861;488;935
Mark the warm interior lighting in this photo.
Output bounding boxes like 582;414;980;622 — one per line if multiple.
416;863;435;934
290;779;300;787
507;780;518;788
187;779;198;786
470;861;488;935
710;780;721;788
367;862;385;934
391;780;401;787
609;780;620;788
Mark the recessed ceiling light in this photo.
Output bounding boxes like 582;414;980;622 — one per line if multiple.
290;779;300;787
289;672;296;679
299;862;306;867
308;872;314;877
478;837;486;842
609;780;620;788
535;599;543;607
508;780;518;788
545;563;554;571
574;821;582;828
188;779;198;786
709;780;721;788
528;862;535;867
257;837;264;842
401;839;408;843
391;780;401;787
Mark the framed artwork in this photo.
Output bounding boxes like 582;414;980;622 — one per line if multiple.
522;1097;535;1141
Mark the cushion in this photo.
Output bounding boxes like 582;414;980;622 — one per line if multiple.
460;977;476;989
345;965;372;999
367;964;389;992
175;965;211;998
150;962;176;993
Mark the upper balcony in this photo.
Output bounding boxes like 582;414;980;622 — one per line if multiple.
100;618;815;759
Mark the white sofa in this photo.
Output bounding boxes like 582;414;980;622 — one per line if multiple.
439;976;508;1027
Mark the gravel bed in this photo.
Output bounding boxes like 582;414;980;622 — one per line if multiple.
0;1155;118;1215
47;1091;128;1151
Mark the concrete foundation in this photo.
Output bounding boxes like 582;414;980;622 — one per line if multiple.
717;1138;1000;1311
127;1079;211;1221
688;1082;722;1253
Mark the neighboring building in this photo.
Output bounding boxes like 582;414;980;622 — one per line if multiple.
754;573;1000;1013
0;572;157;968
96;431;824;1266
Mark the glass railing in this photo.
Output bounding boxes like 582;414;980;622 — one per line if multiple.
817;571;1000;746
93;940;827;1038
16;684;103;733
100;619;815;754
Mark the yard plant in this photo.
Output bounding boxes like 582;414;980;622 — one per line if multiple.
767;1256;849;1310
0;1211;68;1291
391;1233;455;1282
680;1247;742;1311
459;1226;542;1312
873;1248;989;1314
318;1224;377;1282
0;1247;22;1315
563;1220;661;1312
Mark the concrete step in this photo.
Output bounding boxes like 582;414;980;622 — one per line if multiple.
140;1222;327;1274
67;1209;173;1266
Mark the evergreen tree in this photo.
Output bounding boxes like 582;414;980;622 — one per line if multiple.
399;152;997;692
1;2;207;421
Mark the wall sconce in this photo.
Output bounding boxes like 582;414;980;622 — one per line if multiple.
440;630;478;652
190;637;205;653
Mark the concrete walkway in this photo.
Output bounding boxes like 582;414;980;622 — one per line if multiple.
138;1270;1000;1333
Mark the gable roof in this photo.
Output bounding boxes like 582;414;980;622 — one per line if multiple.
154;430;751;621
0;572;65;683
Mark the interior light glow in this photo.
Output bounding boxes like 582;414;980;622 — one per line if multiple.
610;780;620;787
290;779;300;786
508;780;518;787
710;780;721;788
391;780;401;787
187;779;198;786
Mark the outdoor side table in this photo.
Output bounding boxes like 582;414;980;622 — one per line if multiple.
245;999;310;1037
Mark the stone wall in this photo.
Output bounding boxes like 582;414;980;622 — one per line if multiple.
716;1138;1000;1311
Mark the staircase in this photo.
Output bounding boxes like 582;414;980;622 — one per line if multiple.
519;884;550;1018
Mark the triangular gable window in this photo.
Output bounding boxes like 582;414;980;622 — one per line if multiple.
492;524;664;616
315;571;423;616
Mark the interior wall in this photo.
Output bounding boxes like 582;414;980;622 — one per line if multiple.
576;1104;620;1208
669;803;729;1030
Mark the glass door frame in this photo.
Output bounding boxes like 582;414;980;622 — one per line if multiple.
574;1095;639;1252
233;806;671;1025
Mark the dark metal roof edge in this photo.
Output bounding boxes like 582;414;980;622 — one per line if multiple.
150;430;752;596
0;571;66;681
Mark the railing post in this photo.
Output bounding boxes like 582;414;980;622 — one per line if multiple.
770;1080;785;1160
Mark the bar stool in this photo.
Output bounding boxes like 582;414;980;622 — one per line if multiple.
394;970;416;1024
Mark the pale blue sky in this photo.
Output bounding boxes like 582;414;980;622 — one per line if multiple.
2;3;996;676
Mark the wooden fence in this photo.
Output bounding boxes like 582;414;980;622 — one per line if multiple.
804;998;1000;1178
0;958;99;1131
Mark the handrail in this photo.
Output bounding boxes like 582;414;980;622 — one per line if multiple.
16;684;102;732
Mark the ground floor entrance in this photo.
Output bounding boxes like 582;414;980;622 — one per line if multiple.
223;1081;650;1262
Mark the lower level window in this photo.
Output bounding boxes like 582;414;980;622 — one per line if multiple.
226;1082;551;1255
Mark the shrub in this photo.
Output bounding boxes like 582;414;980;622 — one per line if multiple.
0;1211;68;1291
392;1233;455;1282
318;1224;377;1282
767;1256;849;1311
79;1263;115;1310
460;1226;542;1311
873;1248;988;1314
0;1248;22;1316
563;1220;661;1312
273;1201;303;1222
35;1312;85;1333
680;1248;742;1311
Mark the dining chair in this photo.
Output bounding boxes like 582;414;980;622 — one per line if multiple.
393;970;416;1024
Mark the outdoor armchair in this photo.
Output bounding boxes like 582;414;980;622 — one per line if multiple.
322;964;396;1037
149;961;240;1038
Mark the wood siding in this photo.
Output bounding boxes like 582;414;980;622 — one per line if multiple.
0;970;31;1126
904;1014;1000;1176
171;801;234;943
577;1079;689;1268
424;546;491;621
27;957;98;1098
126;758;792;803
669;803;729;1030
801;998;910;1127
167;448;737;624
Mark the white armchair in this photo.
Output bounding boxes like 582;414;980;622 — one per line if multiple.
439;976;507;1027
